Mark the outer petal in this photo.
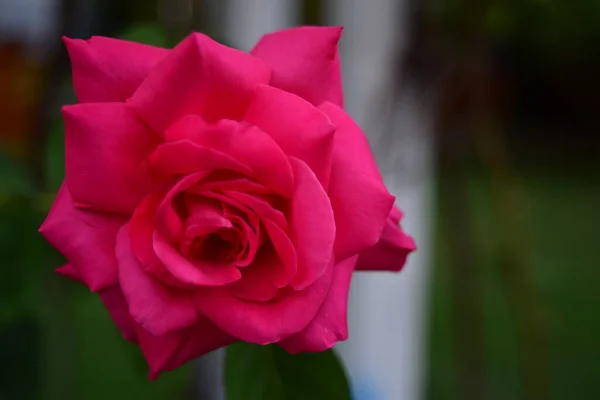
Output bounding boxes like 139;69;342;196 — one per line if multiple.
136;318;235;380
63;103;160;214
129;32;271;133
194;261;334;345
116;226;198;336
55;264;81;282
355;206;416;271
39;185;124;291
64;36;168;103
319;102;395;261
244;85;335;188
288;158;336;290
388;204;403;225
279;255;358;353
251;26;343;107
98;286;138;343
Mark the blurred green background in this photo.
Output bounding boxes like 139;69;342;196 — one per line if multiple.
0;0;598;399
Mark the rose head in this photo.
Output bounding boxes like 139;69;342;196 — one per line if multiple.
39;26;415;378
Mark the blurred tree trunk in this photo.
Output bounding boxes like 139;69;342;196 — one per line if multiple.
436;89;487;400
467;60;551;400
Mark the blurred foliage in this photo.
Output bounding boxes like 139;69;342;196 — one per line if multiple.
118;22;170;47
1;318;41;400
0;194;50;324
429;0;600;62
0;152;36;198
428;167;600;400
44;116;66;194
0;189;59;399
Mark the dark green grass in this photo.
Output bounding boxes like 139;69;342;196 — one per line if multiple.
427;166;600;400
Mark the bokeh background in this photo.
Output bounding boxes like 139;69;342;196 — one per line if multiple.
1;0;598;399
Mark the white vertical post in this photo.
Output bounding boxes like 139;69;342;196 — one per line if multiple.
327;1;435;399
222;0;299;52
0;0;60;59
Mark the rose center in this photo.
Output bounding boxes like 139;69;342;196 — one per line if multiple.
183;229;238;264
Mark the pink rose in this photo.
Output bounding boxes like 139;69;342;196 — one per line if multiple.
40;26;415;378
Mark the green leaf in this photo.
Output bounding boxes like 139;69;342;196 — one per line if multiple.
118;23;169;48
225;343;351;400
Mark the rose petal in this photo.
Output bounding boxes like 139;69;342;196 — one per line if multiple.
64;36;168;103
164;116;294;197
130;173;243;288
201;189;297;289
196;175;271;195
98;286;138;343
155;192;184;243
288;158;336;290
389;204;402;225
136;317;235;380
203;190;296;287
129;32;270;134
194;261;334;345
279;255;358;353
228;247;280;302
251;26;344;107
198;188;297;288
182;200;233;238
244;85;335;187
116;225;198;336
55;264;81;282
319;102;395;261
63;102;160;214
197;192;296;286
129;193;181;286
146;140;252;181
39;184;124;291
221;212;259;267
152;231;242;287
263;220;298;288
226;191;287;230
355;206;416;271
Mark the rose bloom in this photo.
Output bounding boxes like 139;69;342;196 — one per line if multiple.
39;26;415;378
